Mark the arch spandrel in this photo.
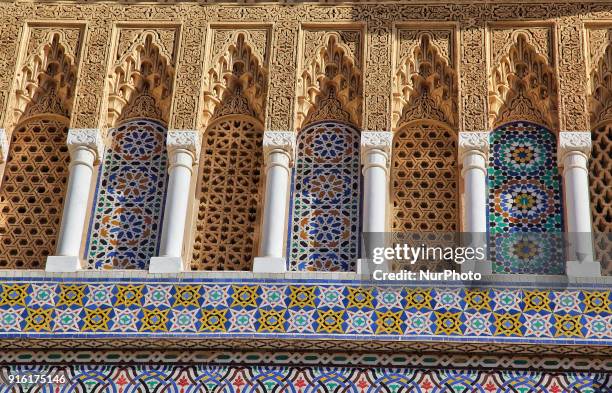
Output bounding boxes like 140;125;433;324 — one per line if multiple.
202;31;269;129
297;33;363;130
107;32;175;129
489;33;559;131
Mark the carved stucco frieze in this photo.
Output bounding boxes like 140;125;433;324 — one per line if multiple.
459;24;488;132
364;19;392;131
1;2;609;145
266;20;298;131
71;19;111;129
170;19;206;130
67;128;105;162
558;17;589;132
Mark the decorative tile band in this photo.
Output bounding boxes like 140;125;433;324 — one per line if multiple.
0;364;609;392
2;350;610;372
0;278;610;344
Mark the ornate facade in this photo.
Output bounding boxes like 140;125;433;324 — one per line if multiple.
0;1;610;391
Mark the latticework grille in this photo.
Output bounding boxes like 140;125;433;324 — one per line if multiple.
391;123;458;272
392;123;458;232
590;124;611;275
0;118;69;268
191;117;264;271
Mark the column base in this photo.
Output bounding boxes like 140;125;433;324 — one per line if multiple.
566;260;601;277
149;257;184;273
253;257;286;273
45;256;81;272
460;259;492;275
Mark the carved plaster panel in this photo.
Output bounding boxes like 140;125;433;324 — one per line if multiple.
9;25;84;130
296;26;364;129
106;26;179;128
201;27;270;128
488;26;559;130
393;28;457;129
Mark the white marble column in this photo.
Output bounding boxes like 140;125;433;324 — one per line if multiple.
253;131;296;273
361;131;392;233
0;129;8;164
458;132;491;275
46;129;104;272
558;132;601;277
150;130;200;273
358;131;392;275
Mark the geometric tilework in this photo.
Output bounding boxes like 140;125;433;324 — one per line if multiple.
0;118;69;269
488;121;565;274
191;117;264;271
288;121;362;272
0;364;610;392
85;120;168;270
0;279;610;343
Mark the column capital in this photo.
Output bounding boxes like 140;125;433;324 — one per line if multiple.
167;130;201;160
558;131;592;164
0;129;8;163
458;131;489;160
360;131;393;161
67;128;104;163
263;130;296;155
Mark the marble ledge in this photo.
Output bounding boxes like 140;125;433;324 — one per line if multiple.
0;269;610;287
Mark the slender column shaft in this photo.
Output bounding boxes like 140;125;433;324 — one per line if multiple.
158;149;195;257
260;149;292;258
56;147;96;256
253;131;295;273
47;129;103;272
559;132;600;276
458;132;490;275
361;132;392;234
358;131;392;275
149;130;200;273
461;150;488;234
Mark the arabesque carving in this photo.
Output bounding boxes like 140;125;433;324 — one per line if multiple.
589;34;612;127
394;31;457;129
489;32;559;130
202;31;268;128
11;32;79;127
107;31;176;127
297;32;362;129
